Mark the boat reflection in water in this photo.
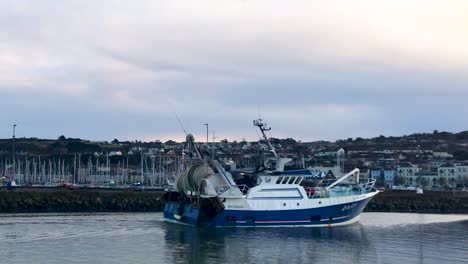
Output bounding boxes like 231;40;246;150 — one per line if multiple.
162;213;468;264
163;222;373;264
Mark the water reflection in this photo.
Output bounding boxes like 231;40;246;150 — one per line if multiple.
0;213;467;264
163;223;375;264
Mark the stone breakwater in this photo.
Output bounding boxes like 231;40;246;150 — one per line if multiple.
0;188;467;214
365;190;468;214
0;188;164;213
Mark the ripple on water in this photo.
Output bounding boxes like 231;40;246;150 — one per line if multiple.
0;212;467;264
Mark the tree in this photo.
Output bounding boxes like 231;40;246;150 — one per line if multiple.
375;175;385;187
415;177;421;186
58;135;67;141
394;175;405;186
438;177;446;187
421;178;429;188
354;137;364;142
449;178;456;187
112;139;120;144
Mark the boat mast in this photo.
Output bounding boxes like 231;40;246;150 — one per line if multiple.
12;124;16;180
253;119;278;158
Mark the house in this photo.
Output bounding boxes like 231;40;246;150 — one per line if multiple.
370;168;396;188
432;152;454;159
438;163;456;186
397;162;419;177
429;160;447;168
414;170;439;188
438;163;468;187
397;162;420;186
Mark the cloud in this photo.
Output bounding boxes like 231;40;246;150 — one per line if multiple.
0;0;467;141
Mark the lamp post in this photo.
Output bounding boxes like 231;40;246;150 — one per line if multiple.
12;124;16;179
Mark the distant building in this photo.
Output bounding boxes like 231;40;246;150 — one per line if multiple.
415;170;439;188
397;162;419;186
429;160;447;168
432;152;454;159
109;151;122;157
438;163;468;187
454;164;468;185
370;168;396;188
438;163;456;179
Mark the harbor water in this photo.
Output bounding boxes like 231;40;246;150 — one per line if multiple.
1;213;467;264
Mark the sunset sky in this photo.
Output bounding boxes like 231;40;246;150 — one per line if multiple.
1;0;467;142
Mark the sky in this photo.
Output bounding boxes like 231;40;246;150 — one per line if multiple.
1;0;467;142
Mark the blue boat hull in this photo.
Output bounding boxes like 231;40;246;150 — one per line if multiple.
164;196;374;227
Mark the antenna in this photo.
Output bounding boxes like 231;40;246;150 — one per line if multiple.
255;130;263;141
253;119;278;158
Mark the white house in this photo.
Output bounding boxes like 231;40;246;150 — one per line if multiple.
397;162;420;186
438;163;468;187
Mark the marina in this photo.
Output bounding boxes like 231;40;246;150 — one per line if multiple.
0;153;180;189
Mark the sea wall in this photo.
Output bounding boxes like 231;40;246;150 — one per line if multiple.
366;190;468;214
0;188;164;213
1;188;467;214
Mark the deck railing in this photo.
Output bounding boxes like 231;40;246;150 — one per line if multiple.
305;179;376;199
304;187;329;199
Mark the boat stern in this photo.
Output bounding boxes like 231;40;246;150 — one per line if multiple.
164;202;200;226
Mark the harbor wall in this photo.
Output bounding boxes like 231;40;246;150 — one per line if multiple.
365;190;468;214
0;188;164;213
0;188;467;214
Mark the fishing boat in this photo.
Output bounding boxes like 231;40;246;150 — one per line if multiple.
163;119;379;227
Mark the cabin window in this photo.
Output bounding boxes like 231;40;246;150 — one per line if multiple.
281;177;289;184
288;177;296;184
276;177;283;184
294;177;302;184
256;177;263;186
